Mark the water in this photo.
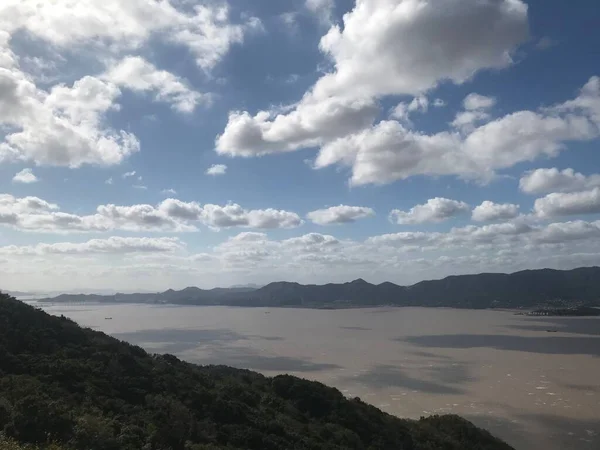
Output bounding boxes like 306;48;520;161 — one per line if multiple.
37;303;600;450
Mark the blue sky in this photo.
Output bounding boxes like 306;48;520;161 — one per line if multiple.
1;0;600;292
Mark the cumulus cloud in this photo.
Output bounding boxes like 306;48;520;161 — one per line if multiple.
0;237;183;256
0;1;260;168
451;110;491;131
369;219;600;248
7;220;600;290
307;205;375;225
12;168;38;184
216;0;528;158
216;96;378;157
0;1;259;70
472;201;519;222
0;194;302;233
201;219;600;284
534;188;600;218
451;93;495;131
200;204;303;229
314;0;527;99
520;167;600;194
0;68;140;167
463;93;497;110
390;198;469;225
316;77;600;185
206;164;227;176
104;56;208;113
390;95;429;125
0;194;58;225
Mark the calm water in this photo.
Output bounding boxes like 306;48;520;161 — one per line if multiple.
36;303;600;450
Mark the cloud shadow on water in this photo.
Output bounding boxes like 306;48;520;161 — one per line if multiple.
400;334;600;357
195;346;342;373
113;328;245;354
340;362;472;395
112;327;336;373
112;328;283;354
506;317;600;336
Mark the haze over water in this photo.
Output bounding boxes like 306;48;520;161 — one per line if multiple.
38;303;600;450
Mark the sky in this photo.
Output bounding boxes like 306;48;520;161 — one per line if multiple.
1;0;600;292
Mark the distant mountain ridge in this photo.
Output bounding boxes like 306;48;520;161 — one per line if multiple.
31;266;600;309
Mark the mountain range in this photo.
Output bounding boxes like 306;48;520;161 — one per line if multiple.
30;266;600;309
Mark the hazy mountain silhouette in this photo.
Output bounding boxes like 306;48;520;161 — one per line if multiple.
33;266;600;309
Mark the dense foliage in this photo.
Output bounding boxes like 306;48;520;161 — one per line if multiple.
39;267;600;309
0;293;514;450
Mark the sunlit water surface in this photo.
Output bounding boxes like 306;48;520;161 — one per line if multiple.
35;303;600;450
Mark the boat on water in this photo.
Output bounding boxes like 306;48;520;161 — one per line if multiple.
105;317;113;320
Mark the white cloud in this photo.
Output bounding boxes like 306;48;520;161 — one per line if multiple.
123;171;136;178
305;0;335;25
132;184;148;190
463;93;496;110
161;188;177;195
12;168;38;184
7;219;600;291
216;96;378;157
0;1;261;169
451;110;491;131
104;56;208;113
199;204;303;229
105;177;114;185
217;0;528;158
307;205;375;225
0;69;140;167
390;95;428;125
451;93;496;131
0;237;183;256
200;219;600;285
0;1;259;70
390;198;469;225
316;77;600;185
0;194;58;225
0;194;302;233
520;167;600;194
433;98;446;107
369;219;600;248
315;0;527;99
534;188;600;218
206;164;228;176
472;201;519;222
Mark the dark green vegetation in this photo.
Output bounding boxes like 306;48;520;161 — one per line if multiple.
0;293;513;450
39;266;600;309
